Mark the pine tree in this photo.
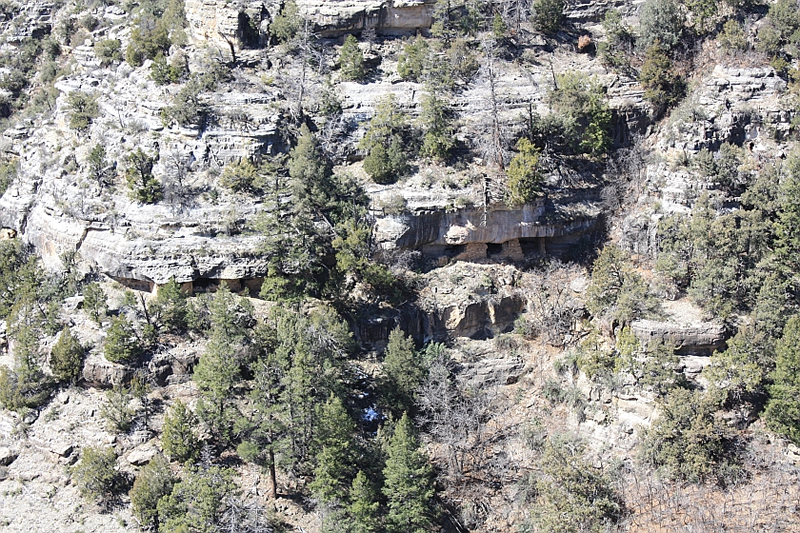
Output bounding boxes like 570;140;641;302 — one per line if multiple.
194;287;246;445
764;315;800;445
82;282;107;324
586;244;660;325
149;278;188;332
130;454;175;529
383;327;424;414
50;325;84;385
419;92;455;162
72;446;120;506
382;413;435;533
162;400;201;463
194;327;241;445
157;465;238;533
126;148;163;204
348;470;380;533
505;138;542;205
104;315;141;363
310;394;357;504
240;345;289;499
774;158;800;277
340;35;366;81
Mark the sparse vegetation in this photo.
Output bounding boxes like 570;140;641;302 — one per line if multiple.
2;2;800;531
71;446;121;506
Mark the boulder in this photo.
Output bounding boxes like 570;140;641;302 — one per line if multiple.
0;446;18;466
127;444;158;466
82;354;134;388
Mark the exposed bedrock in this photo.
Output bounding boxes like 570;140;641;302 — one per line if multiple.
374;198;603;259
630;319;727;356
185;0;437;51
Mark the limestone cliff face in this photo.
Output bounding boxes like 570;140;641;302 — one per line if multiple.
616;65;792;257
374;201;601;256
299;0;436;37
185;0;436;50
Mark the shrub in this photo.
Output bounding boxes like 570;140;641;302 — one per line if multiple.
219;158;263;193
638;0;685;53
50;325;84;385
550;73;612;157
161;400;200;463
130;454;175;530
94;39;122;66
397;36;429;82
82;282;107;323
67;91;99;132
719;19;748;52
0;366;53;412
104;315;141;363
160;78;206;127
532;0;565;36
599;10;635;71
505;138;542;205
157;465;239;532
586;244;660;325
639;388;739;483
150;53;188;85
639;44;685;114
0;159;17;197
269;0;299;43
530;435;623;532
756;24;782;56
363;139;407;184
339;35;366;82
101;383;137;433
126;148;163;204
764;315;800;445
767;0;800;43
72;446;121;505
126;15;171;67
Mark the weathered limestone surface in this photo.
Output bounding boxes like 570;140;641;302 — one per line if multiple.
374;197;602;252
631;319;727;355
298;0;436;36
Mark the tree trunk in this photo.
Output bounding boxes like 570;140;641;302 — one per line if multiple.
268;447;278;499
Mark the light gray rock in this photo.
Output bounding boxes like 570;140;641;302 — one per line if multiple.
48;442;74;458
126;445;157;466
0;446;18;466
82;354;133;388
631;319;727;355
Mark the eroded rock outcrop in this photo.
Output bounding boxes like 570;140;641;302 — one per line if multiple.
631;319;727;355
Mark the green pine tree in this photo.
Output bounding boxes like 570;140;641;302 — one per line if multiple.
162;400;201;463
382;413;435;533
104;315;141;364
310;394;357;503
149;278;188;333
764;315;800;445
348;470;380;533
50;325;84;385
82;282;107;324
505;138;542;205
130;454;175;530
340;34;366;81
382;327;424;414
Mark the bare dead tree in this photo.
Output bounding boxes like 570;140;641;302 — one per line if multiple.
476;38;509;172
520;261;584;347
418;354;496;480
163;147;196;214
